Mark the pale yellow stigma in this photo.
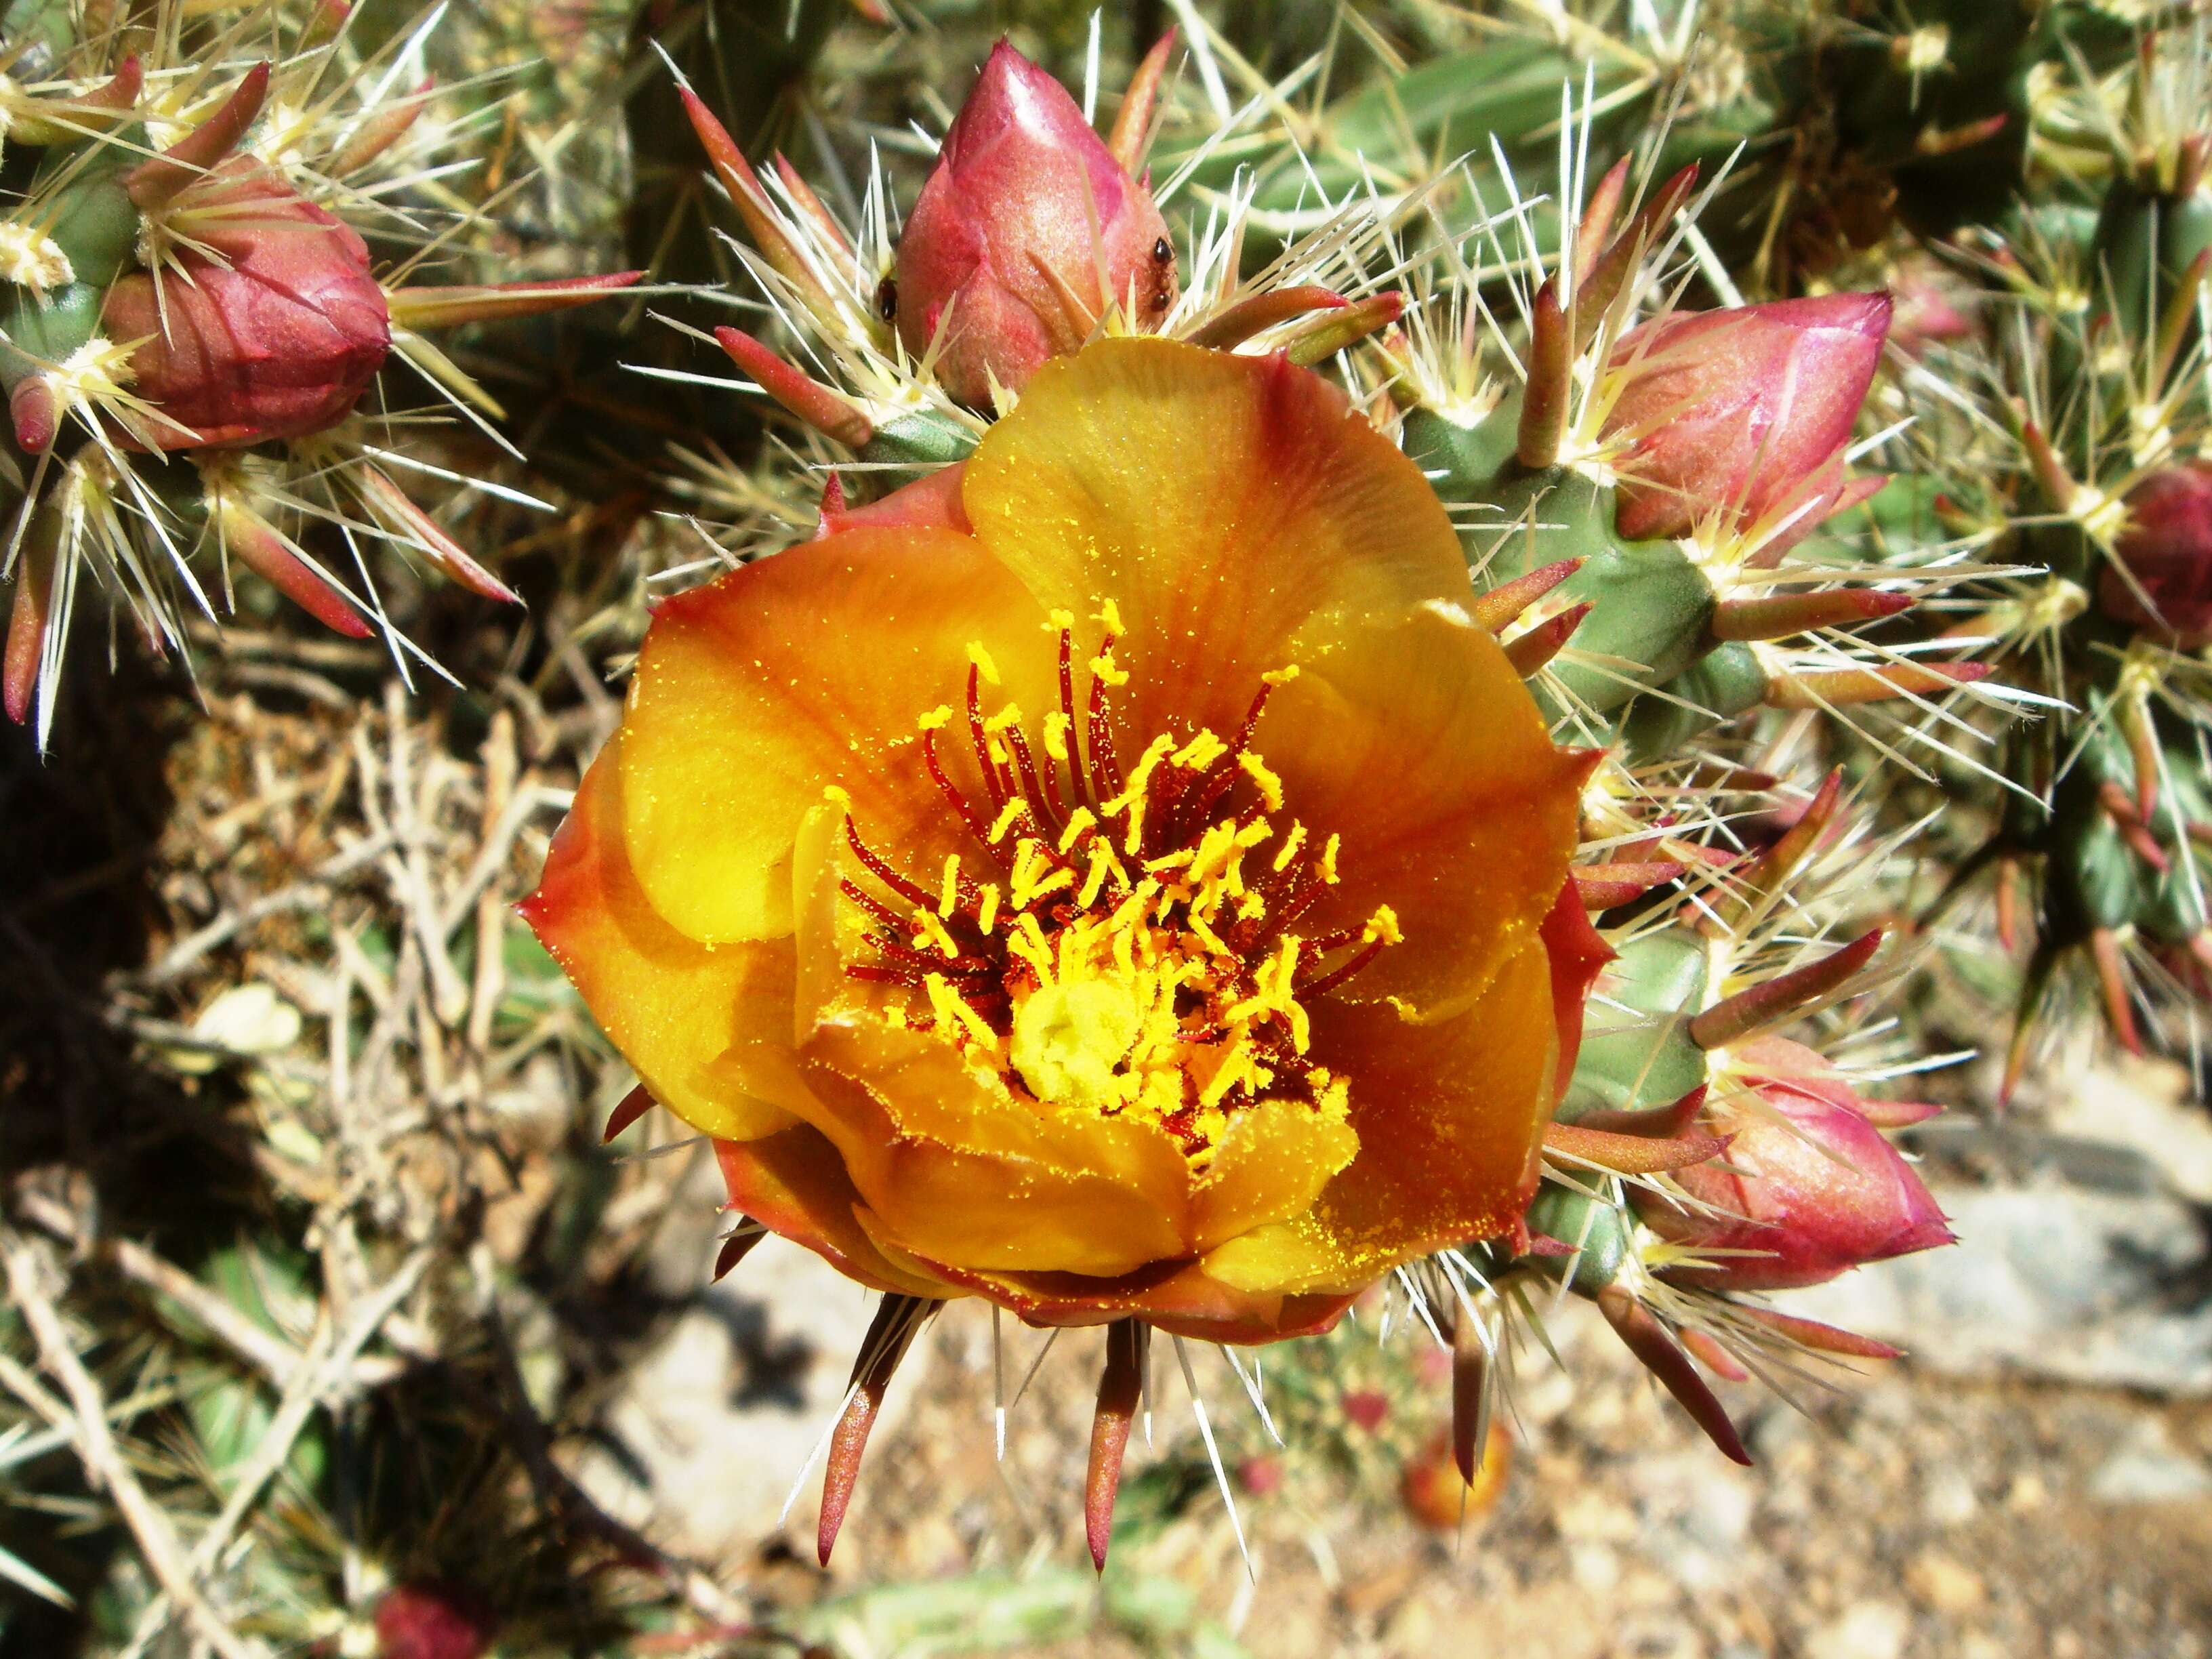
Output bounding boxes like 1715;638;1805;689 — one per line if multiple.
1010;979;1145;1113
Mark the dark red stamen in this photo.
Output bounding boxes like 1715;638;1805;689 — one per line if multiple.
1003;722;1066;836
1059;628;1090;810
922;728;1011;871
1168;682;1275;844
1086;633;1125;802
840;878;907;933
845;819;939;912
966;663;1012;811
1298;937;1389;1000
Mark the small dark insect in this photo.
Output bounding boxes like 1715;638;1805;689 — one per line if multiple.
876;276;898;322
1152;237;1173;264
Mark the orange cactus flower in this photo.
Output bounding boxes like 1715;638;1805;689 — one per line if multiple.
522;337;1589;1554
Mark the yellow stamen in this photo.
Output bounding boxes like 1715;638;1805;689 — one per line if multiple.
1238;752;1284;810
912;906;962;960
965;640;1001;686
938;853;962;918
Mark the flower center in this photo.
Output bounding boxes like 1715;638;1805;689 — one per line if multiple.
835;602;1396;1166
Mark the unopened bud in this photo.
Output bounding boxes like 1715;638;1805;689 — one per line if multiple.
893;41;1176;409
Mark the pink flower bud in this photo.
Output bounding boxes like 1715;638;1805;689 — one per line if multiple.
1637;1045;1951;1291
1603;292;1891;544
2099;462;2212;647
373;1582;495;1659
1887;256;1977;359
893;41;1176;409
105;159;390;449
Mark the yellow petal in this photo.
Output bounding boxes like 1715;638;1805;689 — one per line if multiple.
518;739;798;1141
960;337;1474;744
1204;940;1556;1296
1259;603;1586;1020
619;527;1054;944
714;1126;954;1300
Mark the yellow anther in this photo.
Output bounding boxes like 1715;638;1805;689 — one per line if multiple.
1171;730;1227;771
916;704;954;732
1094;598;1124;634
1078;845;1114;909
965;640;1001;686
1188;914;1232;960
988;797;1027;843
1238;752;1284;810
1273;821;1308;873
911;905;962;960
1057;806;1098;853
1199;1032;1252;1109
823;783;853;807
1261;664;1300;686
1319;833;1341;884
1042;710;1071;760
1046;608;1076;632
938;853;962;918
1089;651;1130;688
984;703;1024;732
926;973;1000;1050
978;884;1002;935
1008;914;1054;981
1236;892;1265;922
1363;905;1403;945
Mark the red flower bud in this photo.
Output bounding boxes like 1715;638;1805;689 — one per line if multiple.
105;159;390;449
2099;462;2212;647
893;41;1176;408
1237;1454;1284;1497
373;1582;496;1659
1340;1388;1389;1431
1603;292;1891;544
1637;1039;1951;1291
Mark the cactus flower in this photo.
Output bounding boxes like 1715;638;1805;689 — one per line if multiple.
103;158;389;449
2099;462;2212;647
892;41;1176;409
1603;292;1891;544
1635;1038;1951;1290
523;338;1590;1345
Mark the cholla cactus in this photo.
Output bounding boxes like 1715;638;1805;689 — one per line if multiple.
1867;14;2212;1080
516;36;1977;1574
0;1;640;744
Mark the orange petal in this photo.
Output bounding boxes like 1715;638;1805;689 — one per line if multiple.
1260;605;1586;1020
619;527;1055;944
716;1030;1194;1277
713;1126;954;1300
1190;1095;1360;1254
960;338;1473;745
518;741;798;1141
1204;940;1557;1297
880;1244;1358;1343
